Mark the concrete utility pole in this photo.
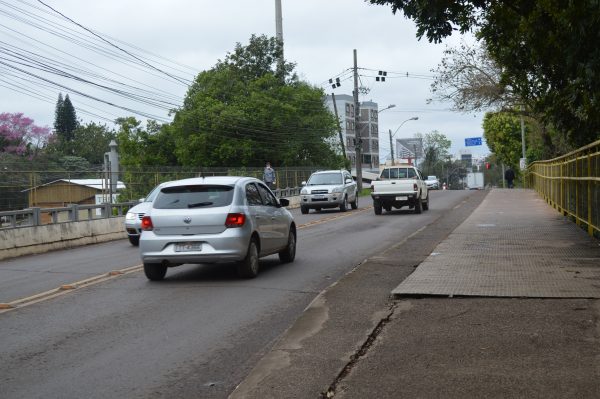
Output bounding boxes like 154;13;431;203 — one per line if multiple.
331;94;347;161
389;129;395;166
353;49;362;191
275;0;284;75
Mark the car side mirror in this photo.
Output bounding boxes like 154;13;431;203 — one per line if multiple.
301;181;307;186
279;198;290;207
345;178;352;184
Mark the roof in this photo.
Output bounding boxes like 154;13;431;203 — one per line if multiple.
23;179;126;192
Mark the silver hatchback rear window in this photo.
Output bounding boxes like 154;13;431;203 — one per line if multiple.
154;185;234;209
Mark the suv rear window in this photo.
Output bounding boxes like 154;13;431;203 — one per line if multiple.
154;185;234;209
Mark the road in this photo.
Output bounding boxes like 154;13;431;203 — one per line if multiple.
0;190;478;398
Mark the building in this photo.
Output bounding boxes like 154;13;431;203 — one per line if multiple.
25;179;126;208
325;95;380;172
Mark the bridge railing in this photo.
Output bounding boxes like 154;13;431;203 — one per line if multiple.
527;139;600;238
0;187;302;230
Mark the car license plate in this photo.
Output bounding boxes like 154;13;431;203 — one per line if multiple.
313;195;325;199
175;242;202;252
395;196;408;201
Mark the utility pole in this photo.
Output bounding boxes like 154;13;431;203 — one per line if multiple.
274;0;284;77
389;129;395;166
331;93;347;161
520;104;526;169
353;49;362;191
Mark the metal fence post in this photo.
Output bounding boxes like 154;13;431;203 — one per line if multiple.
31;207;41;226
69;204;80;222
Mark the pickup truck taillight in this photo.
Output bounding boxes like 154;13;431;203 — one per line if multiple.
413;183;418;192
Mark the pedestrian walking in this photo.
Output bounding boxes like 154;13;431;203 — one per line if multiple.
505;167;515;189
263;162;276;190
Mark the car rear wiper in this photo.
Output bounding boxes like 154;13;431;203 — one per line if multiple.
187;201;213;208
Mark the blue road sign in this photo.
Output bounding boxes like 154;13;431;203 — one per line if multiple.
465;137;482;146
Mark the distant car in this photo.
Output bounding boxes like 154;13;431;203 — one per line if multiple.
425;175;439;190
139;176;296;281
299;170;358;214
124;183;165;246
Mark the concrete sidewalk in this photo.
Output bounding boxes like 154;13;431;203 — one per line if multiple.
230;189;600;399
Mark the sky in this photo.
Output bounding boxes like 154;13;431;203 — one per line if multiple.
0;0;490;160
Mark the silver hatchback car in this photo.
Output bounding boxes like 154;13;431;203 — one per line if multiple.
300;170;358;214
139;176;296;280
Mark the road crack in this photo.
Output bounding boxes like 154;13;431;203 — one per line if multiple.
320;302;398;398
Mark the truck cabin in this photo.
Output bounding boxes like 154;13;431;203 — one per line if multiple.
379;167;418;180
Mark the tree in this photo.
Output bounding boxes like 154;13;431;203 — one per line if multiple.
116;117;177;167
0;112;52;157
54;93;78;150
370;0;600;148
482;111;524;167
170;34;341;168
415;130;451;177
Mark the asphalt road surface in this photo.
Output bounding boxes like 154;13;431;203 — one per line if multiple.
0;190;475;398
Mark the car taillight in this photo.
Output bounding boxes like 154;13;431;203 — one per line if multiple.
413;183;418;192
225;213;246;228
141;216;153;231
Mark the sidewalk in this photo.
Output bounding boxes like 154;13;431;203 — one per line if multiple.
230;189;600;399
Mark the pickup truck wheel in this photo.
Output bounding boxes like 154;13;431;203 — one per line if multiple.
414;196;423;214
350;194;358;210
374;201;382;215
340;196;348;212
128;235;140;246
301;205;309;214
423;195;429;211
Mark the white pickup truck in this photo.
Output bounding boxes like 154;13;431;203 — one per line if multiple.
370;164;429;215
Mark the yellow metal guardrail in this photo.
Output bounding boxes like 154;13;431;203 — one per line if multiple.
527;139;600;238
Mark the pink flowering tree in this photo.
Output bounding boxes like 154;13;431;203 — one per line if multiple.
0;113;52;157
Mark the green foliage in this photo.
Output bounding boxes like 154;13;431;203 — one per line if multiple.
170;35;341;168
482;111;523;167
371;0;600;149
415;130;451;177
53;93;78;146
116;117;177;167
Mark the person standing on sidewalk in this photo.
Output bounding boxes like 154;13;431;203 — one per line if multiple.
505;167;515;188
263;162;276;190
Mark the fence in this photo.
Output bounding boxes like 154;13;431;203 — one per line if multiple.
527;139;600;238
0;165;321;211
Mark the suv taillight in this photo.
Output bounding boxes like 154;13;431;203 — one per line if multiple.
141;216;153;231
225;213;246;228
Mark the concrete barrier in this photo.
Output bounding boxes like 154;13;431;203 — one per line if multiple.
0;196;301;261
0;217;127;261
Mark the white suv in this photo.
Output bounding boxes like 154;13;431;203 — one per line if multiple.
300;170;358;214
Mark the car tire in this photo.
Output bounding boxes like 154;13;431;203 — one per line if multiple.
315;208;321;212
144;263;167;281
350;193;358;209
340;195;348;212
374;200;382;215
128;235;140;246
278;228;296;263
301;206;309;214
414;196;423;214
237;239;259;278
423;195;429;211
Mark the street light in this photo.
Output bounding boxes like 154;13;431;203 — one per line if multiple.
389;117;418;165
378;104;396;114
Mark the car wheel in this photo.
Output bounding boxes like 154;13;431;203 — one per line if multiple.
278;228;296;263
414;196;423;214
350;193;358;209
315;208;321;212
301;205;309;214
144;262;167;281
128;235;140;246
237;239;259;278
374;200;382;215
423;195;429;211
340;195;348;212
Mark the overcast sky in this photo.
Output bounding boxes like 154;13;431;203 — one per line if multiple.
0;0;489;159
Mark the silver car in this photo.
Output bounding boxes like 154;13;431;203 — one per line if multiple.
139;176;296;280
300;170;358;214
124;183;164;246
